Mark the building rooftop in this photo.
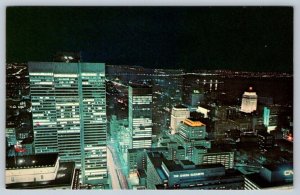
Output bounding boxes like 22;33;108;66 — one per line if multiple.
21;137;33;145
194;146;207;150
180;160;194;165
163;158;223;172
243;91;258;96
6;153;58;170
129;83;152;88
128;147;168;153
155;168;243;189
148;152;225;172
6;162;77;189
174;104;188;109
262;163;293;172
183;118;205;127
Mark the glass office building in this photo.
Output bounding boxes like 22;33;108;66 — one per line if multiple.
28;62;107;186
128;85;153;149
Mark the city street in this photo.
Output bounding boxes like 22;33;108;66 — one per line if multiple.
107;147;121;189
107;140;129;189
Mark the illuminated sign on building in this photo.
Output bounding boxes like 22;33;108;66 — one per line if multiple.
173;172;205;178
284;170;293;176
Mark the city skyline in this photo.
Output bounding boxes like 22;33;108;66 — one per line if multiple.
5;6;294;190
6;6;293;73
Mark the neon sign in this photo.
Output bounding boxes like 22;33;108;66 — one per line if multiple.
284;170;293;176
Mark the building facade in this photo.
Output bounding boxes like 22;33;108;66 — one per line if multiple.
28;62;107;185
192;147;235;169
128;85;153;149
175;119;211;160
170;105;190;134
240;87;258;113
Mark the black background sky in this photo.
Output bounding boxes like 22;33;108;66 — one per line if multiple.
6;6;293;72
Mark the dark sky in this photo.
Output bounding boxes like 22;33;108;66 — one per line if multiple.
6;6;293;72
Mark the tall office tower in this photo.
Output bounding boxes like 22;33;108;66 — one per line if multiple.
170;105;190;134
28;62;107;186
128;85;153;149
240;87;258;113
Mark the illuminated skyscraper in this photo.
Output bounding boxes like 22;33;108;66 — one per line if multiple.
128;85;152;149
170;105;190;134
263;107;270;127
28;62;107;186
240;87;258;113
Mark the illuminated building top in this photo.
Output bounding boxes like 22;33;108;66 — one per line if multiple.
183;119;205;127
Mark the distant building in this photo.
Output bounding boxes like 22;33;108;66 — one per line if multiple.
146;152;244;190
28;62;107;185
263;105;280;132
240;87;258;113
190;90;204;107
257;131;274;151
196;106;210;118
6;153;79;189
245;163;293;190
6;128;17;147
129;85;153;149
170;105;190;134
258;96;273;106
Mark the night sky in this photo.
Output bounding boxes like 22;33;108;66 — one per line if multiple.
6;6;293;72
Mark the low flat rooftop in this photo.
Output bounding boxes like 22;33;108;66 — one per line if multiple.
6;162;76;189
174;104;188;109
163;157;223;172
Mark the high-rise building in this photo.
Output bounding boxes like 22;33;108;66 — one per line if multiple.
28;62;107;186
128;85;153;149
240;87;258;113
170;105;190;134
175;118;211;160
